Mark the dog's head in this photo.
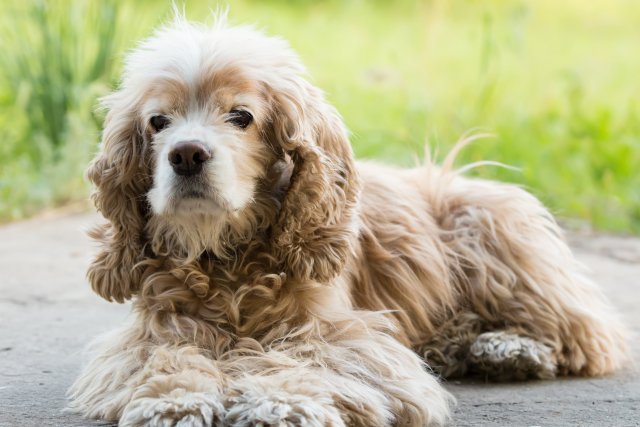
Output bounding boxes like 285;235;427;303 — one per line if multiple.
87;16;360;302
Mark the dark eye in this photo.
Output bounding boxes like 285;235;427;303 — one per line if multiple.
150;115;170;132
226;109;253;129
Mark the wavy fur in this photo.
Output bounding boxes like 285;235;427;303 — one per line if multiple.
69;15;628;427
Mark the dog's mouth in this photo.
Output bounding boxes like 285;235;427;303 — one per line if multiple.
170;181;228;214
174;178;211;201
173;193;227;215
181;190;207;199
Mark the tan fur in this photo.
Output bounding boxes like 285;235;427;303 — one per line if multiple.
69;15;628;427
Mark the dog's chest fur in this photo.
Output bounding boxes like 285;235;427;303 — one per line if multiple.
134;247;325;356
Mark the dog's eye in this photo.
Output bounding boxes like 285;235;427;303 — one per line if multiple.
150;115;170;132
226;109;253;129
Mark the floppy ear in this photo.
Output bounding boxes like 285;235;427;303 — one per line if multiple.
86;91;152;303
268;78;361;283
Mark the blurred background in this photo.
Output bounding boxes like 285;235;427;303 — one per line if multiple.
1;0;639;232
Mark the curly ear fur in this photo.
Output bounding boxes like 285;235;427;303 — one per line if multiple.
268;79;361;283
86;91;152;303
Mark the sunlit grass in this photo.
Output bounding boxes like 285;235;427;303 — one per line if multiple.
1;0;639;232
0;0;119;219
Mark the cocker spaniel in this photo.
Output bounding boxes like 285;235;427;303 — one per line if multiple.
69;15;628;427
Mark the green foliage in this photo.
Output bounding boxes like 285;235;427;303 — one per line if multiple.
1;0;639;232
0;0;118;219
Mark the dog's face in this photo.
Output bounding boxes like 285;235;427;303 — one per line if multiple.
142;64;271;218
124;24;285;222
87;17;361;302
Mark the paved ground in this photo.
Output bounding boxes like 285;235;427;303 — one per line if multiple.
0;211;638;426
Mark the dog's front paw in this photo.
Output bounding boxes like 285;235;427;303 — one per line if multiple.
120;390;224;427
224;388;344;427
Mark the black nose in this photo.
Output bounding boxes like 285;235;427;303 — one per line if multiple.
168;141;211;176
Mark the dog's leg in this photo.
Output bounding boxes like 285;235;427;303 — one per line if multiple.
224;370;347;427
419;313;556;380
222;314;453;427
69;329;226;426
467;330;556;380
418;311;485;378
119;346;225;427
431;174;629;377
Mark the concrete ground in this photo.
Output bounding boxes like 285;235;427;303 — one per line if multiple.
0;211;638;427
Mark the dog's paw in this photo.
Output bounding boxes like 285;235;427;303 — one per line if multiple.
469;331;557;380
224;389;344;427
120;390;224;427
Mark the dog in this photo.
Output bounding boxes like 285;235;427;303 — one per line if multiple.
68;14;628;427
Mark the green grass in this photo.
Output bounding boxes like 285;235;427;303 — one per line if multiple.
1;0;639;232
